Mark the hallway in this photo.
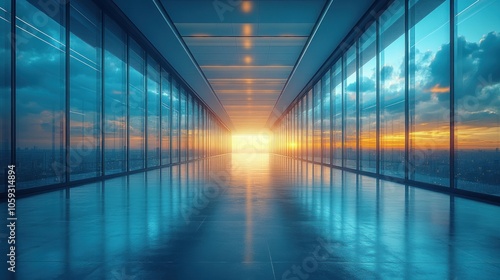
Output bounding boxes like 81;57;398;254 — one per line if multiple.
5;154;500;279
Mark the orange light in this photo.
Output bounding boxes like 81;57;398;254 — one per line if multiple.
244;56;252;64
243;38;252;49
242;24;252;36
241;1;252;13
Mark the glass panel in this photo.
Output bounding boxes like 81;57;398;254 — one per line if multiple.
409;0;450;186
16;0;66;188
344;44;357;169
322;71;331;164
455;0;500;194
379;1;406;178
0;0;11;192
299;99;304;158
147;56;160;167
313;81;322;162
188;94;194;160
193;101;199;159
128;38;145;171
171;79;179;163
160;69;170;165
307;90;313;161
180;87;187;162
69;0;102;180
332;60;343;166
359;23;377;173
104;17;127;175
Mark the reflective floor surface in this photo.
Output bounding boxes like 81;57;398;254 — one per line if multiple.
1;153;500;279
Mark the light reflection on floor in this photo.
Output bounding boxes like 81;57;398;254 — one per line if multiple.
1;153;500;279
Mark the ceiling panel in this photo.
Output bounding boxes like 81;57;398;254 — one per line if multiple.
160;0;328;132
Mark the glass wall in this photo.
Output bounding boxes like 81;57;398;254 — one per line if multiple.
16;0;66;188
180;88;187;162
2;0;230;193
160;70;171;165
147;56;160;168
359;23;377;173
379;1;406;178
313;82;322;162
171;80;180;163
408;0;450;185
0;0;11;191
321;71;331;164
188;94;194;160
69;0;102;180
454;0;500;194
272;0;500;198
104;16;127;175
344;44;357;169
307;90;313;161
128;38;146;171
332;60;343;166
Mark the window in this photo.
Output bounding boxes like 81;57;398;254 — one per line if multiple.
188;94;194;160
332;60;343;166
147;56;160;167
359;23;377;173
307;90;313;161
379;1;406;178
128;38;146;171
322;71;331;164
301;99;307;160
160;69;171;165
409;0;450;186
454;0;500;194
0;0;11;191
104;16;127;175
180;87;187;162
69;0;102;180
344;44;357;169
171;79;180;163
314;81;322;162
16;0;66;188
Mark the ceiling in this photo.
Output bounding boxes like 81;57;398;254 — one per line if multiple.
160;0;326;132
111;0;377;132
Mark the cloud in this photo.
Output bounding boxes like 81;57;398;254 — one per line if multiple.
380;65;393;82
359;77;376;93
477;32;500;83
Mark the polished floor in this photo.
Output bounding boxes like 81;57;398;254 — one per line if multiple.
2;153;500;279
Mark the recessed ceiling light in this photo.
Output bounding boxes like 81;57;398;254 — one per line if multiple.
241;1;252;13
242;24;252;36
